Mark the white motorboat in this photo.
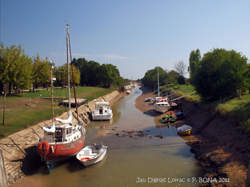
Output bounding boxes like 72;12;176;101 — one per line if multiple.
76;144;108;166
92;100;113;121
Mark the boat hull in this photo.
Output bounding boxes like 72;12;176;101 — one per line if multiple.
37;135;85;162
177;129;192;136
92;113;112;121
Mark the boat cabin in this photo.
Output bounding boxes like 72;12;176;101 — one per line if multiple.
42;124;81;144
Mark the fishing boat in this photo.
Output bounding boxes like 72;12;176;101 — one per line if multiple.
92;100;113;121
37;24;86;169
177;124;192;136
76;144;108;167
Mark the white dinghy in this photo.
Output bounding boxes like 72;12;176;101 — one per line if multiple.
76;144;108;166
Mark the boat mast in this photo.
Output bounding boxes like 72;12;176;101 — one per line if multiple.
66;24;71;111
50;64;54;124
157;68;160;97
68;28;79;121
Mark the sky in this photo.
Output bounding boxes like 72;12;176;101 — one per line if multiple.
1;0;250;79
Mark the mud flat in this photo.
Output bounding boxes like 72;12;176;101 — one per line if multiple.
135;86;250;187
0;90;124;185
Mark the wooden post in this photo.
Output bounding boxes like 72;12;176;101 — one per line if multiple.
0;149;8;187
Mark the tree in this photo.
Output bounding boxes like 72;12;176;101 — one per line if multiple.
166;70;179;84
0;43;33;93
54;64;80;87
32;55;51;89
193;48;248;100
189;49;201;84
141;67;168;89
174;61;186;76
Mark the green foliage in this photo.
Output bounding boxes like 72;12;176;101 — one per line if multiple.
141;67;168;89
0;43;33;92
72;58;124;88
32;55;51;88
54;64;80;87
193;49;248;101
189;49;201;84
167;70;179;84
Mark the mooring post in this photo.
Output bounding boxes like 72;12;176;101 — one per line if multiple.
0;149;8;187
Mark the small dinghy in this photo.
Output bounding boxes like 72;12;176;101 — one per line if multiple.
177;124;192;136
76;144;108;166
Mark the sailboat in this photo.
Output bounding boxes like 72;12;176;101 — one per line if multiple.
37;24;86;168
154;68;170;113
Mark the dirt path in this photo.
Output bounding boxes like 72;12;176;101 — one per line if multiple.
135;87;250;187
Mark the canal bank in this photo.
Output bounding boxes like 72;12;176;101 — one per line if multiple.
10;86;200;187
136;86;250;187
0;90;124;185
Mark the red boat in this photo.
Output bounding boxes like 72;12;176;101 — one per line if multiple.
37;24;86;167
37;112;86;162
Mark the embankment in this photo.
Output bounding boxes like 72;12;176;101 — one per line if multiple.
0;90;123;185
136;87;250;187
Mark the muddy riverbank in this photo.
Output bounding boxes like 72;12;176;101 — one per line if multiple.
136;86;250;187
0;90;124;185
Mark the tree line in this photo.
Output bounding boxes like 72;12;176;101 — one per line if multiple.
189;48;250;101
141;66;185;89
0;44;125;94
141;47;250;102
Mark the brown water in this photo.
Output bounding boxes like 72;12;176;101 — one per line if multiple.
12;87;200;187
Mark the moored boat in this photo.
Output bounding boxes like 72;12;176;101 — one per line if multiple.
92;100;113;121
37;24;86;168
177;124;192;136
76;144;108;166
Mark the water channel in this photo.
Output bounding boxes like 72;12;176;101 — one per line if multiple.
11;86;200;187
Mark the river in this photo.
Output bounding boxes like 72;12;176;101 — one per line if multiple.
11;86;200;187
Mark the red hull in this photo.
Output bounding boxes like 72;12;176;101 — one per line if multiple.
37;135;85;162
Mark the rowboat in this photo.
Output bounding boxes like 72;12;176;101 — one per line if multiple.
76;144;108;166
177;124;192;136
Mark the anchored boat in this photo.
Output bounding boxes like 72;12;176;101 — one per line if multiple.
76;144;108;166
37;24;86;168
177;124;192;136
92;100;113;121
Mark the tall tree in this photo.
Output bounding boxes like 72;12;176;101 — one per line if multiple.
193;48;248;100
0;43;33;93
142;67;168;89
32;55;51;88
189;49;201;84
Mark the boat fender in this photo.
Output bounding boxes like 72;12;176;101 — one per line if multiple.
39;141;50;158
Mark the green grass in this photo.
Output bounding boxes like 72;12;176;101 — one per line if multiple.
163;84;200;103
19;86;115;100
164;83;250;133
0;86;115;138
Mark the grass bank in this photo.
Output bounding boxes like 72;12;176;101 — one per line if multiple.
164;84;250;133
0;86;115;138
